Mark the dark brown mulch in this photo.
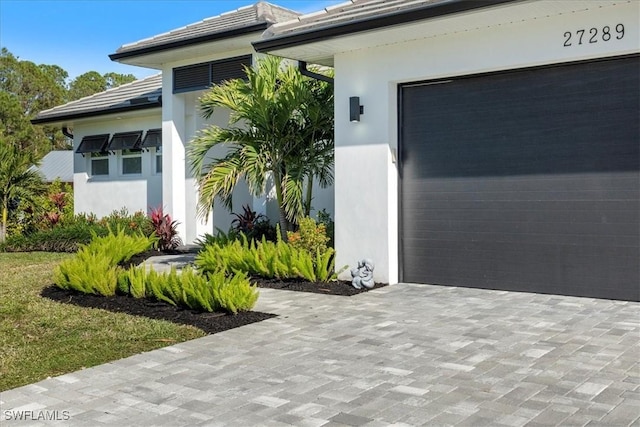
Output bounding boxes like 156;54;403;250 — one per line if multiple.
40;286;275;335
40;250;384;336
253;277;387;296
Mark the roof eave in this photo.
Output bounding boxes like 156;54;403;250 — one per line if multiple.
31;102;161;126
111;22;270;61
254;0;522;53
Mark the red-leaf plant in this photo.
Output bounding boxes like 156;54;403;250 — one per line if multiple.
148;206;182;251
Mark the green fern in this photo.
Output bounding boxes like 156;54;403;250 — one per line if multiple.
117;265;148;298
211;272;258;314
54;249;119;296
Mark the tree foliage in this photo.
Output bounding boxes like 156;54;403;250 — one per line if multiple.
188;56;334;238
0;47;138;157
68;71;136;101
0;139;46;242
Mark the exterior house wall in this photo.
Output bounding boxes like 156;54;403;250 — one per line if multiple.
161;48;335;243
333;1;639;283
73;113;162;218
161;49;257;243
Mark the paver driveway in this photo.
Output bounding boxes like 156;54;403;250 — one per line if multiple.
1;284;639;426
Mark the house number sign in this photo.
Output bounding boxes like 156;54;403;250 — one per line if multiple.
563;24;625;47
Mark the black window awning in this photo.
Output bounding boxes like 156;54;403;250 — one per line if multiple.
107;131;143;151
76;134;110;154
141;128;162;148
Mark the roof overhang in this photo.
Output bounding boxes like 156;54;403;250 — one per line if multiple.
254;0;615;66
110;25;267;69
31;102;161;128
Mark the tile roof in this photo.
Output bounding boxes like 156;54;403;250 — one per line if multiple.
32;74;162;124
29;150;74;183
264;0;445;37
111;2;300;60
254;0;517;52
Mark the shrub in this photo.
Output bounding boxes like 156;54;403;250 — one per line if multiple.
195;233;343;283
99;208;154;237
317;209;334;248
149;206;182;250
210;271;258;314
287;216;329;256
1;221;105;252
194;228;241;247
53;229;155;296
116;265;257;314
117;265;148;298
1;209;155;253
54;249;119;296
85;227;155;265
230;205;277;242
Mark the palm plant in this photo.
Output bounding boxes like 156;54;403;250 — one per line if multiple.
188;56;334;238
0;139;45;242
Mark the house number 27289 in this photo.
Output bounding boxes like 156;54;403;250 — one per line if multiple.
563;24;624;47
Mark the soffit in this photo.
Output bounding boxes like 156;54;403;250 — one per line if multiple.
261;1;624;65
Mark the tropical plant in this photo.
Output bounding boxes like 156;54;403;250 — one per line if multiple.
149;206;182;251
188;55;334;239
0;140;46;243
231;204;264;234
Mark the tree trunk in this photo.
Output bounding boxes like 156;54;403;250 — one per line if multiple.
0;204;7;243
272;171;292;240
304;175;313;218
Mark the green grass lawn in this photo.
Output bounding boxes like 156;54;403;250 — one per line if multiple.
0;252;205;391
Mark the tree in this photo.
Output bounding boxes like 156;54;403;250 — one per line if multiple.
0;91;39;157
104;72;137;90
0;48;68;154
1;48;139;156
188;56;334;238
0;139;46;242
69;71;136;100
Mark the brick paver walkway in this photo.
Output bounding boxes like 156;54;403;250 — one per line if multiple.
1;284;639;426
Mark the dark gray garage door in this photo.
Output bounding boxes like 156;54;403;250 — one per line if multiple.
399;55;639;301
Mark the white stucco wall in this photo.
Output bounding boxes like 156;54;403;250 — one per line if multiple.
333;1;639;283
161;49;335;243
73;113;162;218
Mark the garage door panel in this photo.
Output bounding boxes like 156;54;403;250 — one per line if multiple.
402;174;637;194
404;225;637;246
404;248;637;296
400;56;639;301
405;240;638;261
403;207;639;225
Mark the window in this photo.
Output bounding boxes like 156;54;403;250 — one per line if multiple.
155;146;162;174
91;152;109;176
122;149;142;175
173;55;252;93
142;129;163;174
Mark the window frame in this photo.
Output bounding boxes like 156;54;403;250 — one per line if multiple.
121;149;143;176
90;151;109;176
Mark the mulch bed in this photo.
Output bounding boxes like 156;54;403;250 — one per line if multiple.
254;277;387;296
41;249;385;334
40;286;275;335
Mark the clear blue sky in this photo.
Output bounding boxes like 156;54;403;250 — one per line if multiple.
0;0;342;80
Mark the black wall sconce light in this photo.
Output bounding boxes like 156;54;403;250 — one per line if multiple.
350;96;364;122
